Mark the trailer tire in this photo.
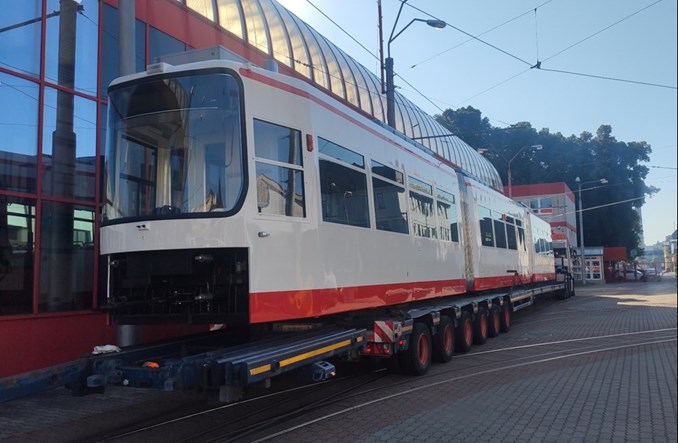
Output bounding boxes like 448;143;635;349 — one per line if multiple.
474;308;489;345
455;312;473;353
398;322;432;375
433;315;455;363
500;303;512;333
488;305;501;338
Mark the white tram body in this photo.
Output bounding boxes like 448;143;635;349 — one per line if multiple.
101;59;555;325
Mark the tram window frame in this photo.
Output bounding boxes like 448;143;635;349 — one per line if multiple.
493;211;508;249
318;138;370;228
436;188;459;243
408;176;436;239
479;206;494;247
505;215;518;250
253;119;306;218
371;160;408;234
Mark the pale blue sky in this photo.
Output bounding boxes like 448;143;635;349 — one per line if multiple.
278;0;677;246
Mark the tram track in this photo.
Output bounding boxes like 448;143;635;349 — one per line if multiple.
89;327;676;443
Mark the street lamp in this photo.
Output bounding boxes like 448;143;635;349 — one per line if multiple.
478;145;542;197
384;0;446;129
575;177;608;285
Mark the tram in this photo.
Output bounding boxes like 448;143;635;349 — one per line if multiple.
100;56;556;327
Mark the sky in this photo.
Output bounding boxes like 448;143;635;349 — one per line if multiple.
276;0;677;247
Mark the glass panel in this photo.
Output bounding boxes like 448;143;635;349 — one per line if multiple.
540;197;553;208
187;0;216;21
371;160;403;184
437;192;458;242
0;72;39;193
373;177;408;234
479;206;494;247
319;159;369;228
253;120;302;166
255;163;304;217
330;47;359;106
296;20;330;89
0;0;41;77
518;226;526;251
39;202;94;312
494;219;507;248
241;0;270;55
217;0;245;39
259;0;291;67
506;223;518;250
314;34;345;98
149;26;185;63
45;0;99;96
319;138;363;168
410;191;436;238
0;197;36;315
41;87;97;200
101;5;146;93
408;176;432;195
104;72;244;221
274;4;311;78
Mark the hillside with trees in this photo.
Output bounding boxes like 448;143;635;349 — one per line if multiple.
435;106;656;254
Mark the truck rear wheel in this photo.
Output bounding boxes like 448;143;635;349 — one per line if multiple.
398;322;432;375
488;305;501;338
500;303;512;333
455;311;473;353
433;315;454;363
474;308;489;345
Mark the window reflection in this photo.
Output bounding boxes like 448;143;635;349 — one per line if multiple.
0;1;41;77
0;72;39;193
101;4;146;93
254;120;305;217
0;197;35;315
149;27;186;63
44;0;99;96
39;202;94;312
41;87;97;200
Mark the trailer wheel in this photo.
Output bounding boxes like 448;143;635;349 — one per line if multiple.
433;315;455;363
488;305;501;338
500;303;512;333
455;312;473;353
474;308;489;345
398;322;432;375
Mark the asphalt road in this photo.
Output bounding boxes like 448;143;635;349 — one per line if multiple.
1;276;676;443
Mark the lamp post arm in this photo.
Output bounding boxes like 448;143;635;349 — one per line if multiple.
387;0;409;58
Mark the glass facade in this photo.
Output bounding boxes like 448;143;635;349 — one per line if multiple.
1;0;101;316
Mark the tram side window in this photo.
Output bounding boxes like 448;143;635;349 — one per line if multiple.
436;189;458;242
254;119;305;217
372;161;408;234
409;177;436;239
319;138;369;228
479;206;494;247
516;219;526;251
493;212;507;249
505;216;518;250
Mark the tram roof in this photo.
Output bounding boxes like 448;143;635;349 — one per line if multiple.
182;0;502;190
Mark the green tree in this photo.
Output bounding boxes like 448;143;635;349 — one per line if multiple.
434;109;656;253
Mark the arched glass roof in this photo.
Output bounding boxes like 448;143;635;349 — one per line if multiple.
191;0;502;189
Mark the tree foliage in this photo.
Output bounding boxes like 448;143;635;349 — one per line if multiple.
434;107;656;254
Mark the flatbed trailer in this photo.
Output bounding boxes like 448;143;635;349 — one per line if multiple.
1;280;569;404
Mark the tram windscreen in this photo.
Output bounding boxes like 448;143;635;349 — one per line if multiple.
103;72;244;222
